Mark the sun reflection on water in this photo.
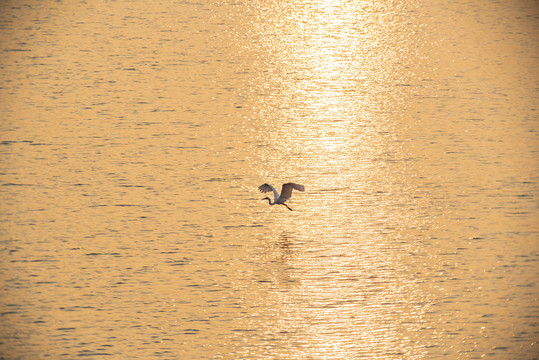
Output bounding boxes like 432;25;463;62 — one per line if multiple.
242;0;434;358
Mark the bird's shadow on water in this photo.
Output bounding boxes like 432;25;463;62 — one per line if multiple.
256;231;304;265
276;232;293;252
253;231;304;287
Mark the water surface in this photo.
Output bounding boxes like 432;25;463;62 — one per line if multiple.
0;0;538;359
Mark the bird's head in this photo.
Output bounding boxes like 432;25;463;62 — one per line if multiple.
261;196;273;205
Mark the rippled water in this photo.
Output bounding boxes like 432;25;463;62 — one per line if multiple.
1;0;538;359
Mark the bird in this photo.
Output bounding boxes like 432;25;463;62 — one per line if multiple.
258;183;305;211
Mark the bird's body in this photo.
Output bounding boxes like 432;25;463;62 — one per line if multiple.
259;183;305;211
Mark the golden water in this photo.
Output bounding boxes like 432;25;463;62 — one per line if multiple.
1;0;538;359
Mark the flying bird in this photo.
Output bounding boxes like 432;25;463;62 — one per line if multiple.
259;183;305;211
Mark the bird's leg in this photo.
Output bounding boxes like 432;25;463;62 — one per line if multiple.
283;204;293;211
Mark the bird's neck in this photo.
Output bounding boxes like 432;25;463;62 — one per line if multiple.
266;198;275;205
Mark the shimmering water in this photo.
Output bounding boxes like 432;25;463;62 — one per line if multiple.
1;0;538;359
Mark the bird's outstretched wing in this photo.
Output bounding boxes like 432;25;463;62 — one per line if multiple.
258;183;274;193
279;183;305;203
258;183;279;201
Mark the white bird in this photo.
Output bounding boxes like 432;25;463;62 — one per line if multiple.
259;183;305;211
